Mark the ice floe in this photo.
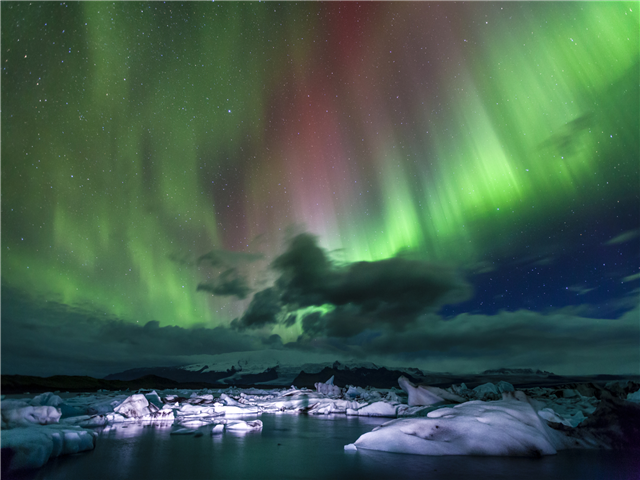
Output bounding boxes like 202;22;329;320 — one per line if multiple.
1;405;62;429
2;375;638;473
1;424;97;472
315;375;342;396
398;376;465;406
346;391;588;456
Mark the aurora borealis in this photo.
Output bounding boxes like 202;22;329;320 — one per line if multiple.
2;2;639;377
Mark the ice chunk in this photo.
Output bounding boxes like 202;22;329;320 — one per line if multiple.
219;393;239;406
315;376;342;396
177;403;219;417
398;376;464;406
308;399;361;415
113;394;158;418
350;393;566;456
1;424;96;473
626;390;640;403
30;393;65;408
145;391;163;409
345;386;362;399
562;389;579;399
2;406;62;429
495;381;515;393
349;401;400;417
61;413;127;427
473;382;500;400
215;404;261;415
1;399;30;411
344;443;357;451
226;419;263;431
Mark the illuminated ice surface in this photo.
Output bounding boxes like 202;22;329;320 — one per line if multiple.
345;392;590;456
2;380;639;477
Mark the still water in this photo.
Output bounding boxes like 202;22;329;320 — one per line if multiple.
14;414;640;480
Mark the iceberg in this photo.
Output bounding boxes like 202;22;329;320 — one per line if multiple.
2;405;62;429
348;392;576;456
114;394;158;418
29;392;65;408
1;424;97;473
398;376;465;406
315;375;342;396
626;390;640;403
226;419;263;431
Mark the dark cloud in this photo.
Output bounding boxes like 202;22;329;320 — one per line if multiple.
272;233;471;336
272;233;332;307
198;249;263;268
195;248;264;300
262;334;284;348
197;268;251;299
230;287;281;331
289;308;640;375
1;287;261;377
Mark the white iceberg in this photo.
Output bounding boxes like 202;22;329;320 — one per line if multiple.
348;392;580;457
226;419;263;431
2;405;62;429
29;392;65;408
347;401;401;417
398;376;465;406
114;394;158;418
472;382;500;400
1;424;97;472
315;376;342;397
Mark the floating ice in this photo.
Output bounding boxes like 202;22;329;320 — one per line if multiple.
349;392;576;456
315;375;342;396
398;376;465;406
2;405;62;429
226;419;263;431
212;424;225;433
626;390;640;403
347;401;400;417
29;392;65;408
114;394;158;418
1;424;97;473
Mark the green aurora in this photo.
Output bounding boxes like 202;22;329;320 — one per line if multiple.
2;2;638;341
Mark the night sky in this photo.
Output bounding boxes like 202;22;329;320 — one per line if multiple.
2;2;638;377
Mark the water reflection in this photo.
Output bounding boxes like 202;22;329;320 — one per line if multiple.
28;415;640;480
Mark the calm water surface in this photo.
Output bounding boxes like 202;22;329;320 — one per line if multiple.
12;414;640;480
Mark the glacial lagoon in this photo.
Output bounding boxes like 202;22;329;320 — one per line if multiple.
13;414;640;480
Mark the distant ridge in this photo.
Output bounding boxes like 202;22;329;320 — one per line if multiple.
0;374;216;395
104;352;427;387
481;368;554;376
292;365;422;389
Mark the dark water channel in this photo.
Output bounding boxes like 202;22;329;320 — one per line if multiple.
10;414;640;480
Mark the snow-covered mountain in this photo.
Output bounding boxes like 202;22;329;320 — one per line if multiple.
481;368;554;376
104;349;425;387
